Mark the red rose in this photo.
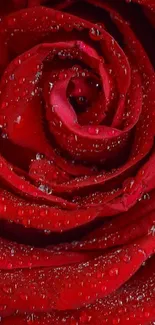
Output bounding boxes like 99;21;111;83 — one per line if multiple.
0;0;155;323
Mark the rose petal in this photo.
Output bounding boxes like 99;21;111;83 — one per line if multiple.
0;234;154;316
0;237;95;269
2;254;155;324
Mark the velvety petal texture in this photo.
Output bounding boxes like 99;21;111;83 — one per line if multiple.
0;0;154;324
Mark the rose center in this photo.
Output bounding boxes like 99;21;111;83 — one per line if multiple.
67;74;102;118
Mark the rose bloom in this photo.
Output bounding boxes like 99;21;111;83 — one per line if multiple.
0;0;155;324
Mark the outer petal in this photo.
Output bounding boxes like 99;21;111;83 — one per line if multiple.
0;234;154;316
2;255;155;324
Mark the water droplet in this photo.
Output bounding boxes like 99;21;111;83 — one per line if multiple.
1;101;8;109
7;263;13;269
26;314;35;324
14;58;22;65
122;254;131;263
88;127;96;135
36;153;44;160
18;209;24;216
88;127;100;135
38;184;52;194
80;312;92;323
112;318;120;324
19;77;25;84
70;318;79;325
74;23;84;31
14;115;22;126
49;82;54;89
63;24;73;32
9;74;15;80
101;285;107;292
2;286;12;294
142;193;150;200
7;17;16;26
109;267;119;276
123;178;135;193
89;27;101;40
20;293;28;301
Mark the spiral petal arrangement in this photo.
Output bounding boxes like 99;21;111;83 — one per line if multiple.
0;0;155;324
